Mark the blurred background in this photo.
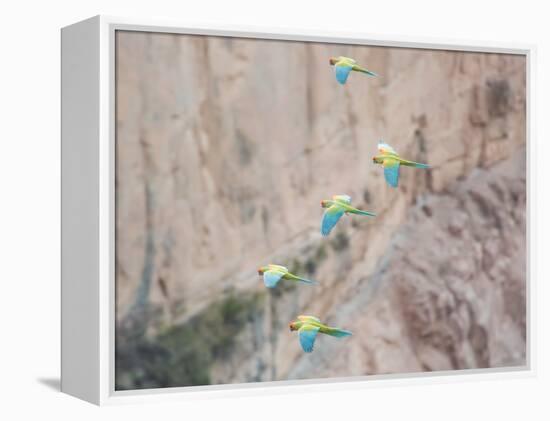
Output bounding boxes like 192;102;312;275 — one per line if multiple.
114;31;526;390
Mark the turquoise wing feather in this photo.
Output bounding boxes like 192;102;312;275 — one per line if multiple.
263;270;284;288
321;205;345;236
298;324;320;353
383;159;400;188
334;64;353;84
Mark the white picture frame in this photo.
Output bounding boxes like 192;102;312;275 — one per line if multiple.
61;15;534;406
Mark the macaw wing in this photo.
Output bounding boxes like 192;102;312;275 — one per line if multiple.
263;270;284;288
268;264;288;272
378;142;397;155
298;315;321;323
334;64;353;84
383;158;400;188
333;194;352;204
321;205;345;236
339;56;356;65
298;324;320;353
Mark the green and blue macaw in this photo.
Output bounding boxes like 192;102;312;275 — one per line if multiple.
258;264;317;289
373;142;430;188
329;56;377;84
320;195;376;236
289;315;352;353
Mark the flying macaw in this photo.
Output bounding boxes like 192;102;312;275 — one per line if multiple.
289;315;352;353
372;142;430;188
320;195;376;236
329;56;377;84
258;264;317;289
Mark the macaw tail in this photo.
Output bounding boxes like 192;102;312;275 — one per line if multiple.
400;159;430;169
350;209;377;217
356;67;378;77
296;277;318;286
327;328;353;338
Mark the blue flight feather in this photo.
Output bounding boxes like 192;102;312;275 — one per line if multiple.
384;162;400;188
298;325;320;353
321;206;345;236
334;65;353;84
263;270;284;288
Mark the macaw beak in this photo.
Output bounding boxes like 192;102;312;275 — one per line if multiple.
258;268;263;275
289;323;295;331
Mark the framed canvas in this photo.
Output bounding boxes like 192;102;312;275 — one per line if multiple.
61;15;533;405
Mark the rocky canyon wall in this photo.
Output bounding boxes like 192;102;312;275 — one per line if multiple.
114;31;526;389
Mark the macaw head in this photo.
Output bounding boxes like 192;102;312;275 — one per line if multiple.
258;266;268;276
289;320;301;331
329;57;338;66
320;199;330;208
373;156;384;165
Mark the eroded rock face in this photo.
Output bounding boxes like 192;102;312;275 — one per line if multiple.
287;148;526;379
114;31;526;389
